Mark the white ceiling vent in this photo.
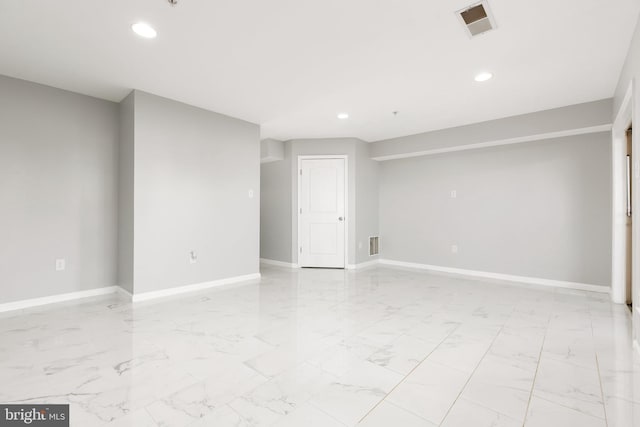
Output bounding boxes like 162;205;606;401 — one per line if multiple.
457;1;497;37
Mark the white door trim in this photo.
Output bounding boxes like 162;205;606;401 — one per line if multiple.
297;155;348;269
612;82;635;305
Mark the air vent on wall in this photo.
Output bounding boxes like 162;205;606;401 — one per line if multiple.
369;236;379;256
457;1;497;37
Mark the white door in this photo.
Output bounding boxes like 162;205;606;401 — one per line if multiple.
299;158;346;268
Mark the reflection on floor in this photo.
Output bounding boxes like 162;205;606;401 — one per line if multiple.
1;265;639;426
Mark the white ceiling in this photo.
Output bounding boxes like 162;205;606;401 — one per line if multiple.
1;0;638;141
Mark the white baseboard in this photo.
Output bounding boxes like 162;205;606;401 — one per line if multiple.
116;286;133;300
0;274;263;312
261;257;380;270
0;286;119;313
378;259;610;294
347;259;380;270
260;258;299;268
130;273;261;303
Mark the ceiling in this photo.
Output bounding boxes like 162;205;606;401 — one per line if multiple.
0;0;638;142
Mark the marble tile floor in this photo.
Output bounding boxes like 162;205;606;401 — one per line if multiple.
1;265;639;426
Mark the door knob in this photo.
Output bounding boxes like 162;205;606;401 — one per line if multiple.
338;216;344;221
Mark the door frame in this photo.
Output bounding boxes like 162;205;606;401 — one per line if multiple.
296;155;349;268
612;81;635;305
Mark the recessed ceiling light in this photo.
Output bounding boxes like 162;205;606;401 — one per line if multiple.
337;113;349;120
131;22;157;39
474;72;493;82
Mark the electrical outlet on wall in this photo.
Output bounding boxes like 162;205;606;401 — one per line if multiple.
450;190;457;199
451;245;459;254
358;241;363;250
189;251;198;264
248;189;254;198
55;259;66;271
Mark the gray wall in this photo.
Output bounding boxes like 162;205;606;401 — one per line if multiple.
355;142;379;264
132;91;260;293
260;143;292;263
117;91;135;293
0;75;119;303
371;99;612;160
261;138;285;163
379;133;612;286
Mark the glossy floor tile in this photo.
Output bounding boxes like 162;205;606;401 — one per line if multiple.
1;265;639;426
